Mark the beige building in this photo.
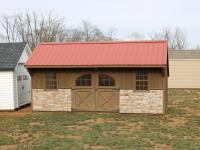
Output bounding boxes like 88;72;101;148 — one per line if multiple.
168;50;200;88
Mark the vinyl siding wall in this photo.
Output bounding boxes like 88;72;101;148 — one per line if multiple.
0;71;15;110
169;59;200;88
14;47;31;107
13;71;18;109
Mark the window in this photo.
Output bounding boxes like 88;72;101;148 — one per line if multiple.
45;72;57;89
76;74;91;86
23;75;29;80
136;70;148;90
17;76;22;81
99;74;115;86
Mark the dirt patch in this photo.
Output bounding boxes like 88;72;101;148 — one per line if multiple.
32;131;47;138
184;90;192;93
7;131;30;143
155;144;172;150
185;107;200;116
169;117;186;127
29;121;45;126
0;106;32;117
103;122;143;136
65;125;91;131
84;144;111;150
65;135;82;140
0;145;17;150
117;122;143;132
171;101;179;106
81;118;114;124
54;134;82;140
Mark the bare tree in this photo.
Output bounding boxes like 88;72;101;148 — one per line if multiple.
65;28;83;41
128;32;144;40
1;12;118;48
1;15;11;42
1;15;19;42
106;27;117;41
149;28;172;41
173;27;188;50
65;20;114;42
149;27;188;50
195;44;200;50
0;11;67;49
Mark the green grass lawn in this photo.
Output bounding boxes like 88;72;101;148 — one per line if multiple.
0;89;200;150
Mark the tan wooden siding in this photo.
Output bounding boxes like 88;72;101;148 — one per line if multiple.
31;68;164;90
123;70;136;90
149;70;163;89
169;60;200;88
58;71;72;88
32;72;44;89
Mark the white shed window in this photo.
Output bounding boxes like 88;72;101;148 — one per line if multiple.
17;76;22;81
23;75;29;80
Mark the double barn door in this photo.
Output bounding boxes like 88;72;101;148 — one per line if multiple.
72;72;119;112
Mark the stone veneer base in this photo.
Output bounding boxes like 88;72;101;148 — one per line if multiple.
119;90;163;114
32;89;163;113
32;89;71;111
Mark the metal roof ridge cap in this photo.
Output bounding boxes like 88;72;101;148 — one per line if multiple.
38;40;167;45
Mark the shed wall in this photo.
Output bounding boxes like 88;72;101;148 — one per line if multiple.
0;71;15;110
169;60;200;88
30;68;166;113
31;68;164;90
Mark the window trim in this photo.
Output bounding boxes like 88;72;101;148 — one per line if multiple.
23;75;29;80
135;70;149;91
45;72;58;90
98;73;115;87
75;74;92;87
17;75;22;81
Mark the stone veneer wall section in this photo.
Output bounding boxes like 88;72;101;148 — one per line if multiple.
32;89;71;111
120;90;163;114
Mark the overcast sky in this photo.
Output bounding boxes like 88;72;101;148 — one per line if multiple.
0;0;200;48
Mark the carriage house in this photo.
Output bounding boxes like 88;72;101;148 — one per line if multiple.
26;40;168;114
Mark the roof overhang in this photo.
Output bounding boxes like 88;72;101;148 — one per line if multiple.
26;64;167;69
0;68;14;71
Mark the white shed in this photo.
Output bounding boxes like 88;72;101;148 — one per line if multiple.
0;43;32;110
168;50;200;88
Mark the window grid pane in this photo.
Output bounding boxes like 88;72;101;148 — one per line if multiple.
136;70;148;90
76;74;92;86
99;74;115;86
46;72;57;89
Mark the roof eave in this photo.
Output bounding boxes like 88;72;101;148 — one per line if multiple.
25;64;167;69
0;68;15;71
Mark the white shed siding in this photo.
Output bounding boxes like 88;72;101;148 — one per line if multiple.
14;47;31;107
13;71;18;109
0;71;15;110
18;46;30;63
169;59;200;88
15;64;31;106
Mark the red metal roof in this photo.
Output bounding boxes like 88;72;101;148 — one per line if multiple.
26;40;168;68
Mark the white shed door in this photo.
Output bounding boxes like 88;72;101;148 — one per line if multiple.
17;75;31;106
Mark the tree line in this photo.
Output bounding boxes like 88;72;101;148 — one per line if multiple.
129;27;188;50
0;11;193;50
